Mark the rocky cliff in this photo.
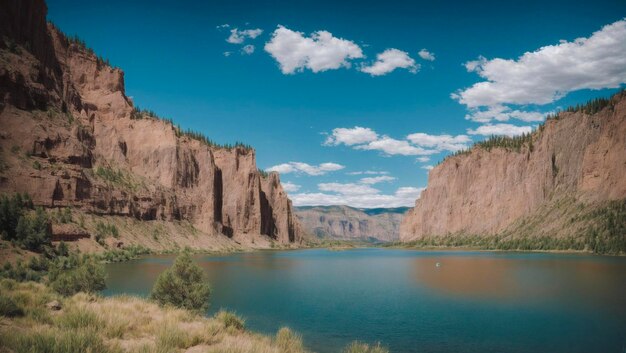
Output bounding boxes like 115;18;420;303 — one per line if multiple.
0;0;302;248
400;91;626;251
295;206;408;242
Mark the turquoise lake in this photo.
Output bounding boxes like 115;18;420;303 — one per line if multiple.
102;248;626;353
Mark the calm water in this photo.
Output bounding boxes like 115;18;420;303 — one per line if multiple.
102;249;626;353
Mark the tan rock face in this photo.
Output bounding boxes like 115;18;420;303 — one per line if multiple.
400;92;626;241
295;206;407;242
0;0;302;244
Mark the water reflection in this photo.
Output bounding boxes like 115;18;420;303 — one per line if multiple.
411;253;626;311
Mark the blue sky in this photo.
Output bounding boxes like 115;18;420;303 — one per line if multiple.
47;0;626;208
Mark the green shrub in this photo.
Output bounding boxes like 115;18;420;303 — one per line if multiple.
343;341;389;353
0;193;33;241
48;255;106;296
214;310;245;331
16;207;52;251
0;294;24;317
150;252;211;312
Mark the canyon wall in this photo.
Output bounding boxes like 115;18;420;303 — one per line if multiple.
0;0;302;245
400;91;626;241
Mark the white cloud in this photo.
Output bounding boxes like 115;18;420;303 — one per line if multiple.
223;51;232;57
465;105;547;123
406;133;471;152
216;24;230;29
346;170;389;175
325;127;471;156
241;44;255;55
227;28;263;44
324;126;378;146
416;157;430;162
264;25;364;74
418;48;435;61
267;162;345;176
356;136;437;156
361;48;419;76
454;18;626;108
467;123;532;137
359;175;396;184
318;182;379;195
281;181;300;193
290;186;425;208
421;165;434;171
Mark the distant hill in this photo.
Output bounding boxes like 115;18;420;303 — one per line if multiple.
295;205;409;242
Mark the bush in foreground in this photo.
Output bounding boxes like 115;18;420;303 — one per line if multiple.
48;254;106;296
215;310;245;331
150;252;211;312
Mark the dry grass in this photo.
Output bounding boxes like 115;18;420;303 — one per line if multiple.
0;279;306;353
0;279;386;353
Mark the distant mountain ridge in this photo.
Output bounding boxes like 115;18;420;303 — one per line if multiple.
295;205;408;242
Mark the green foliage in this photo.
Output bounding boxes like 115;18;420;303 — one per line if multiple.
0;257;48;282
0;294;24;317
214;310;245;331
391;234;588;252
150;252;211;312
258;169;269;178
564;96;614;115
98;245;150;263
57;241;69;257
53;207;73;224
0;193;33;240
48;254;106;296
343;341;389;353
178;127;253;151
94;221;119;245
475;132;534;152
32;160;42;170
16;207;52;251
584;199;626;255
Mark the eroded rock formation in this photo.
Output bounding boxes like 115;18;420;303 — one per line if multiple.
0;0;302;245
400;91;626;242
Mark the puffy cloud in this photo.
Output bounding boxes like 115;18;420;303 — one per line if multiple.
356;136;437;156
223;51;232;57
290;186;425;208
227;28;263;44
359;175;396;184
264;25;364;74
416;157;430;163
281;181;301;193
241;44;255;55
454;18;626;108
267;162;345;176
361;48;419;76
421;165;434;171
325;126;378;146
325;127;470;156
418;48;435;61
216;24;230;29
467;123;532;137
406;133;471;152
465;105;547;123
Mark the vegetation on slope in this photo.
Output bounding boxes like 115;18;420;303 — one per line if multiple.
394;198;626;255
